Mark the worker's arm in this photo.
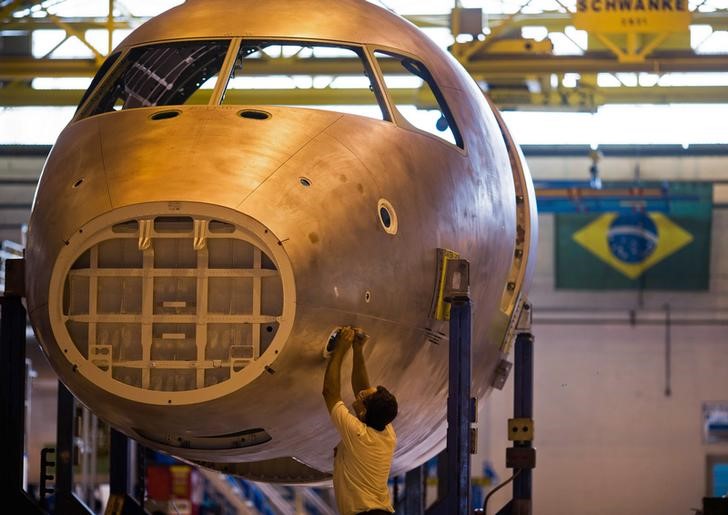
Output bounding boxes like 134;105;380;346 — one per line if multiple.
351;328;371;396
322;327;354;413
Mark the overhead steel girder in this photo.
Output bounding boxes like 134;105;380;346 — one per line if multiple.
0;58;99;79
4;52;728;81
489;85;728;110
4;85;728;108
457;53;728;75
0;88;85;105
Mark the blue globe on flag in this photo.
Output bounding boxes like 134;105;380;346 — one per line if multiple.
607;213;659;264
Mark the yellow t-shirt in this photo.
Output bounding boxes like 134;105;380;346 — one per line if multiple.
331;401;396;515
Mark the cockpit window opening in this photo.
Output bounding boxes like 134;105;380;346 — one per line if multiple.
80;40;230;118
220;41;387;121
76;39;392;122
373;50;464;149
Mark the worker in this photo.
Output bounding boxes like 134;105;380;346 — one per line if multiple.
322;326;399;515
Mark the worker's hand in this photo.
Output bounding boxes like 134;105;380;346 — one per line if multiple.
333;326;355;356
353;327;369;347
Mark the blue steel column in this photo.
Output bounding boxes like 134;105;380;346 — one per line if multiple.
512;332;534;512
448;298;472;515
55;382;94;514
107;428;147;514
109;429;131;499
0;259;45;513
424;256;473;515
426;294;472;515
404;465;425;514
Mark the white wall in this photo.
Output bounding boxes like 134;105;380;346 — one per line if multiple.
479;204;728;514
526;153;728;182
481;324;728;515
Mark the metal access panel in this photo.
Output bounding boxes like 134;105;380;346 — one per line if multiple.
55;208;291;406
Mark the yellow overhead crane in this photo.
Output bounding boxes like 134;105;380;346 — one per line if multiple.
1;0;728;110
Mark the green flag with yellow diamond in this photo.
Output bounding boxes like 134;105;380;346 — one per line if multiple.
555;182;712;290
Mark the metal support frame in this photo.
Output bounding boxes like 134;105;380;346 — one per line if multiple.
427;258;474;515
435;448;448;501
0;259;45;513
40;447;55;511
1;257;150;514
105;429;148;515
512;332;535;512
404;465;425;514
109;430;131;497
55;382;94;514
402;254;537;515
496;304;536;515
134;441;147;504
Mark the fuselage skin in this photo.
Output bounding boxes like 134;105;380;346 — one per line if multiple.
25;0;537;482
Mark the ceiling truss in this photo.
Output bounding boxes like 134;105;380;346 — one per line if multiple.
1;2;728;110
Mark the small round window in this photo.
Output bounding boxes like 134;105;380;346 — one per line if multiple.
377;199;398;235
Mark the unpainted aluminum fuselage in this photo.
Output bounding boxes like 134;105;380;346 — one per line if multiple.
25;0;537;482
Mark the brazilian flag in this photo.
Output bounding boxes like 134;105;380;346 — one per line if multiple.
555;182;712;290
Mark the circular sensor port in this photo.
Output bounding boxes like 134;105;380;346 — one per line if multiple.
377;198;398;235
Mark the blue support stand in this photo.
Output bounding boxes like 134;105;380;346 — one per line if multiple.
513;333;534;508
404;465;425;514
55;383;94;515
0;259;46;514
397;259;537;515
105;429;148;515
427;258;474;515
496;329;535;515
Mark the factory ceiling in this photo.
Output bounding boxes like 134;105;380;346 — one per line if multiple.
1;1;728;110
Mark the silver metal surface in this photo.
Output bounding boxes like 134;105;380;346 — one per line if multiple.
24;0;538;483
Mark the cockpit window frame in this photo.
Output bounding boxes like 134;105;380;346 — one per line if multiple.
75;51;122;116
73;37;463;149
75;38;233;120
73;48;129;122
367;46;466;151
217;38;391;122
74;37;395;124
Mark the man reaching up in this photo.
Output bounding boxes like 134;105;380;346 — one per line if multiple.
322;326;398;515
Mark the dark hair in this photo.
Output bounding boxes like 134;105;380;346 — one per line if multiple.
363;386;398;431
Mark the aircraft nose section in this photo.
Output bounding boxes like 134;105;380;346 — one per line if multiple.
49;202;295;405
